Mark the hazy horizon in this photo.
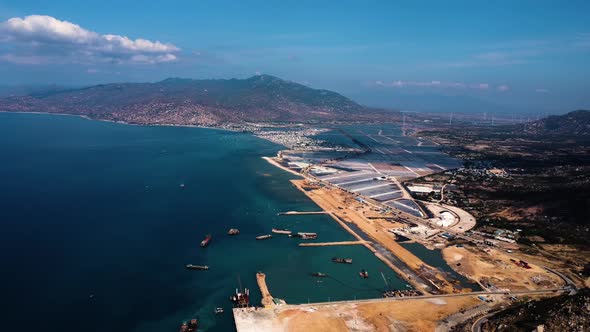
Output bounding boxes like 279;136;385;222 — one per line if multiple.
1;1;589;113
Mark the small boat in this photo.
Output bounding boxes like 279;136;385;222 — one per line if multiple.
228;228;240;235
180;183;185;188
272;228;292;235
201;234;212;247
297;232;318;240
214;307;224;314
332;257;353;264
359;269;369;278
311;272;328;277
256;234;272;240
186;264;209;270
179;318;198;332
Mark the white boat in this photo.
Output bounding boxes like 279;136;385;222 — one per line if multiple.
297;232;318;240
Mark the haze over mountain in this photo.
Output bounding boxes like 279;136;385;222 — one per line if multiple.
522;110;590;136
0;84;70;98
348;90;519;116
0;75;392;126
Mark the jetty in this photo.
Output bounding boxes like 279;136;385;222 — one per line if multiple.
299;240;371;247
277;211;327;216
256;272;286;308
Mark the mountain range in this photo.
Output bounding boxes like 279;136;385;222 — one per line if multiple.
0;75;394;126
522;109;590;136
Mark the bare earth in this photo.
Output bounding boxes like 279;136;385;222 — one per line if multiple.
442;246;563;290
234;296;480;332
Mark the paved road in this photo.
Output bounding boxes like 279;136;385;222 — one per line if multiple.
544;267;577;294
435;304;489;332
472;312;495;332
279;287;567;308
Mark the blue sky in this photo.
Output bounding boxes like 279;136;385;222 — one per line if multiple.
0;0;589;113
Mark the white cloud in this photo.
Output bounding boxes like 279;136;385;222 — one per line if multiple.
0;15;179;65
497;85;510;92
535;88;549;93
375;80;493;90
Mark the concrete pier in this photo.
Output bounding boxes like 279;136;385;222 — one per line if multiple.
299;240;371;247
256;272;286;308
256;272;274;308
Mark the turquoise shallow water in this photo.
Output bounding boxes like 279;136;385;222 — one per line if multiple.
0;113;406;331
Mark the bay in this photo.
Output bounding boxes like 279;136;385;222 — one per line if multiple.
0;113;406;331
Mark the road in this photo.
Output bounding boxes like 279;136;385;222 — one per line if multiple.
472;311;497;332
545;267;577;294
279;287;568;308
435;303;489;332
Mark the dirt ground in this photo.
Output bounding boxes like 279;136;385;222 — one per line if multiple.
272;296;481;332
442;245;563;291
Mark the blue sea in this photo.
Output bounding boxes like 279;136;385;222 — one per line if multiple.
0;113;407;331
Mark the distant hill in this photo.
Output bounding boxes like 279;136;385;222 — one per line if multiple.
523;110;590;136
0;84;70;97
0;75;393;125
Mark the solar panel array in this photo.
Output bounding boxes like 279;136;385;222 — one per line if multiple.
318;171;404;202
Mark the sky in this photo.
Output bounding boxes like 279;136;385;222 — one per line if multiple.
0;0;589;113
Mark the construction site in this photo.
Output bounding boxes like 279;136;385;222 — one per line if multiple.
233;124;576;331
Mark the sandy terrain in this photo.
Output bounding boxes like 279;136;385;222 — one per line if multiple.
262;156;304;177
442;245;563;291
234;296;481;332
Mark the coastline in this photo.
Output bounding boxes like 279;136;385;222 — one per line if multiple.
0;110;237;133
261;156;303;178
260;155;429;290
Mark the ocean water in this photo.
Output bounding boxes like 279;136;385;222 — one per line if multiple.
0;113;406;331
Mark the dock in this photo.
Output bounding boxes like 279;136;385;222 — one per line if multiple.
277;211;327;216
299;240;372;247
256;272;286;308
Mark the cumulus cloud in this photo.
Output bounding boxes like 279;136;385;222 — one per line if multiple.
0;15;179;65
375;80;492;90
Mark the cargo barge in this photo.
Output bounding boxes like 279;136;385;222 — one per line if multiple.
200;234;212;247
294;232;318;240
271;228;292;235
311;272;328;277
186;264;209;270
332;257;353;264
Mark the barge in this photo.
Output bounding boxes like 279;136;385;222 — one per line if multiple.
186;264;209;270
332;257;353;264
271;228;292;235
200;234;212;247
